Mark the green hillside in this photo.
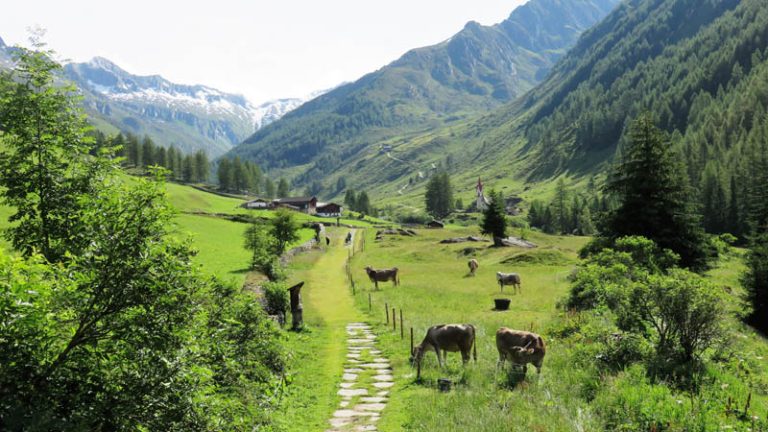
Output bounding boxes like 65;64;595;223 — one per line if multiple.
227;0;619;191
283;0;768;230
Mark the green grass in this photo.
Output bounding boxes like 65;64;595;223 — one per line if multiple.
272;228;363;431
349;227;592;430
340;227;768;431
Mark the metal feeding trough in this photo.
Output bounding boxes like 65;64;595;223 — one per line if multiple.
438;378;452;392
494;298;511;311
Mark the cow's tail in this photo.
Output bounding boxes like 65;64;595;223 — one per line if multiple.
471;324;477;363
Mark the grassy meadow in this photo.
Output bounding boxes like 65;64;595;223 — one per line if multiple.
342;226;768;431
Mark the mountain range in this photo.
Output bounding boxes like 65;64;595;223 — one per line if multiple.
226;0;620;183
0;38;320;156
224;0;768;224
63;58;322;156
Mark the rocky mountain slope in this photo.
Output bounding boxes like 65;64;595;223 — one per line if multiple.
227;0;619;181
63;57;316;156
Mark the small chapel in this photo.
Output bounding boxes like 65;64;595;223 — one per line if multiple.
475;178;490;211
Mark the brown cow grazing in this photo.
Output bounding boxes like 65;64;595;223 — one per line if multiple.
468;259;479;276
411;324;477;369
496;328;546;374
496;272;522;293
364;266;399;289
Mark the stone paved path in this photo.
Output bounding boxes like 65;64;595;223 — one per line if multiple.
327;323;393;432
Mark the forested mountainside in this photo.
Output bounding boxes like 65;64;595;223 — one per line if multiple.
226;0;619;180
288;0;768;230
498;0;768;237
64;57;313;156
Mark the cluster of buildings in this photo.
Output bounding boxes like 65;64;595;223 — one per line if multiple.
241;196;343;218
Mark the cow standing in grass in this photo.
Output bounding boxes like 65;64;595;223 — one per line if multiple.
364;266;399;290
497;272;522;293
411;324;477;370
496;328;546;374
468;259;479;276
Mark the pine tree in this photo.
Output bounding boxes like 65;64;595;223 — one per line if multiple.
602;114;710;270
728;175;742;237
194;151;209;183
167;146;179;178
141;136;155;167
264;178;276;199
126;134;141;167
356;191;372;215
344;190;357;211
480;189;507;246
425;171;454;219
277;179;290;198
552;178;571;233
743;233;768;331
701;165;727;233
218;159;233;191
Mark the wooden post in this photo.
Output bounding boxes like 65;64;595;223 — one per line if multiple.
400;309;404;339
392;308;396;331
368;293;372;312
385;303;389;324
288;282;305;331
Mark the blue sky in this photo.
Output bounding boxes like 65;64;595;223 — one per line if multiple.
2;0;525;102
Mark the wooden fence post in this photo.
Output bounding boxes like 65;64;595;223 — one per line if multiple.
368;293;372;312
392;308;396;331
400;309;404;339
385;303;389;324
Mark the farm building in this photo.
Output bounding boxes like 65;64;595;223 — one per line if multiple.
272;197;317;215
316;202;343;218
241;198;273;210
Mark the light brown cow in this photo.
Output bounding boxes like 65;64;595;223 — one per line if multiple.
411;324;477;369
496;328;546;374
468;259;479;276
364;266;399;289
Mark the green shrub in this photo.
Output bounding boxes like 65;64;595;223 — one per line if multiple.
262;281;289;318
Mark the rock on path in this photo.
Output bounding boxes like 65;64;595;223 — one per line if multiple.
327;323;393;432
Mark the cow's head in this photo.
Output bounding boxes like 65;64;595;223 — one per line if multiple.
364;266;373;275
410;344;425;365
509;345;535;362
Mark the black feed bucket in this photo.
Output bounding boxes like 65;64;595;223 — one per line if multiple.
494;298;511;311
438;378;452;392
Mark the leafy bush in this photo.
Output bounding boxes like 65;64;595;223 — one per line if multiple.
262;281;289;318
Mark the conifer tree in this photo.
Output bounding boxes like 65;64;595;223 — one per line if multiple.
480;189;507;246
277;179;290;198
601;114;710;270
218;159;233;191
264;178;276;199
194;151;209;183
425;171;454;219
356;191;372;215
344;190;357;211
744;233;768;332
141;136;154;167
